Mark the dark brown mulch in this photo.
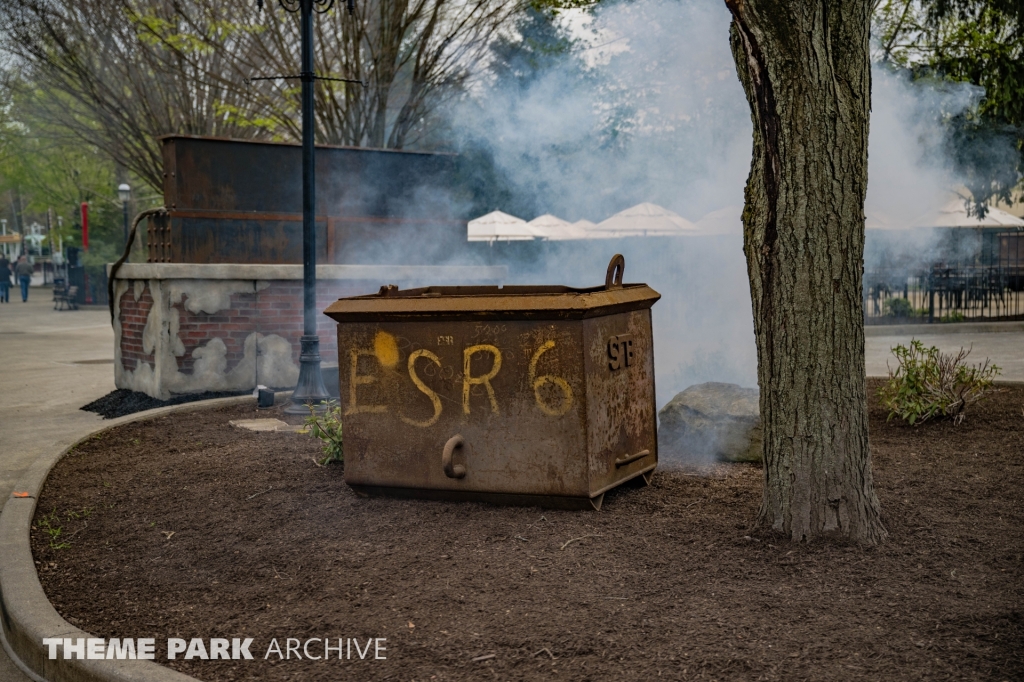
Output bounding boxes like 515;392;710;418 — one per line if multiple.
33;382;1024;681
80;389;250;419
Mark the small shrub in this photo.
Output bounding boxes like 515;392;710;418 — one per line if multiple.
884;297;914;318
940;311;966;323
304;401;343;465
879;339;1000;425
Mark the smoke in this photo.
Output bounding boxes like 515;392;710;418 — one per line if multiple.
456;0;751;222
865;67;988;273
331;0;1004;417
448;0;757;410
866;68;980;230
513;234;757;411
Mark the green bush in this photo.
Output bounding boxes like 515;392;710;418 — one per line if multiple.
884;297;914;317
304;401;343;465
879;339;1000;425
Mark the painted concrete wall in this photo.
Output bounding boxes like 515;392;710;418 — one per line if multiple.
111;264;506;399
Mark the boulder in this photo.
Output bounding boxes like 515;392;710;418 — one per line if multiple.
658;382;762;463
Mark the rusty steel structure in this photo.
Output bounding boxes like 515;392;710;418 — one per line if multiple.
325;255;661;510
147;135;464;265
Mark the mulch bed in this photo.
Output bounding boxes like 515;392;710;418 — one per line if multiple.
81;389;250;419
32;381;1024;681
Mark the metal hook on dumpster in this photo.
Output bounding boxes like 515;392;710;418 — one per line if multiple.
442;434;467;479
605;254;625;290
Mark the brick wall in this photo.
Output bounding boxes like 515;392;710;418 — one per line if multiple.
176;289;259;374
112;263;506;398
118;284;155;372
250;282;367;364
118;279;378;379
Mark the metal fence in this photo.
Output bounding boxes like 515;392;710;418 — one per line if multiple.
864;231;1024;323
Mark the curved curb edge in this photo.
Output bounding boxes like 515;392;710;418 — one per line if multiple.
0;395;263;682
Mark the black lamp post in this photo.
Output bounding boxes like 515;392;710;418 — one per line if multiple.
257;0;356;413
118;183;131;252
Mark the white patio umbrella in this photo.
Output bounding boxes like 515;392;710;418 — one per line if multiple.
528;214;590;240
591;202;699;237
467;210;540;242
568;219;611;239
910;196;1024;229
694;206;743;236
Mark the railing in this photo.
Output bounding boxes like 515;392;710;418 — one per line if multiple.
865;263;1024;323
865;229;1024;324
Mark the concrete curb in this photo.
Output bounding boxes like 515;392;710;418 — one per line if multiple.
0;395;262;682
864;320;1024;336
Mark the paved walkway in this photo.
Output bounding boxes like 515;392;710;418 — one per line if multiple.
0;289;114;682
865;322;1024;381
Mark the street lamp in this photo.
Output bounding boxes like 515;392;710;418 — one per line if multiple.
257;0;357;414
118;183;131;251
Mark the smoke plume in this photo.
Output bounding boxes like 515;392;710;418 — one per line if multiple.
334;0;1005;413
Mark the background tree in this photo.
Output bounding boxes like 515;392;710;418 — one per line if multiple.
0;84;139;263
0;0;522;191
0;0;264;190
241;0;522;149
451;5;579;219
725;0;887;542
874;0;1024;213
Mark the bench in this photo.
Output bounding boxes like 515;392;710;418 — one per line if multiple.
54;284;79;311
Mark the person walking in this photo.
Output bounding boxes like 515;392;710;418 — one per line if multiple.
14;254;33;302
0;253;10;303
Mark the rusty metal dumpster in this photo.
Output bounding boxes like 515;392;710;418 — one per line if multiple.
323;255;660;510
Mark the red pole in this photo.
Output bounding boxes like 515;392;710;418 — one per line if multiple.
81;202;89;250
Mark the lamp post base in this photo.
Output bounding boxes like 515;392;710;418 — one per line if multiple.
284;334;332;414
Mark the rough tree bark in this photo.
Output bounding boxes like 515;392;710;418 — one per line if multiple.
724;0;887;543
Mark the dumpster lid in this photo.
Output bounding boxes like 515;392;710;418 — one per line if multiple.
324;254;660;322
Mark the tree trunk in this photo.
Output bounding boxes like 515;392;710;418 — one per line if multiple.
725;0;887;543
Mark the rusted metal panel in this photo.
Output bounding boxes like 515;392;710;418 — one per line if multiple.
324;255;660;509
583;309;658;496
151;135;464;264
146;212;171;263
173;216;329;264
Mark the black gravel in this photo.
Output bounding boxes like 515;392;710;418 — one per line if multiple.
81;389;250;419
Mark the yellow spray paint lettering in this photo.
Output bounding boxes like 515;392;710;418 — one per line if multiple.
346;337;577;422
402;349;443;427
528;340;574;416
462;345;502;415
373;330;400;369
346;348;387;415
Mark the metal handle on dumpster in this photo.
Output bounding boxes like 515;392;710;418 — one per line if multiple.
615;449;649;467
605;254;625;290
442;435;467;479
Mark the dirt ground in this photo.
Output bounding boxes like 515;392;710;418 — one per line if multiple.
32;381;1024;681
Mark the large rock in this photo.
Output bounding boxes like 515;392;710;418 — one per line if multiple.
658;382;762;463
